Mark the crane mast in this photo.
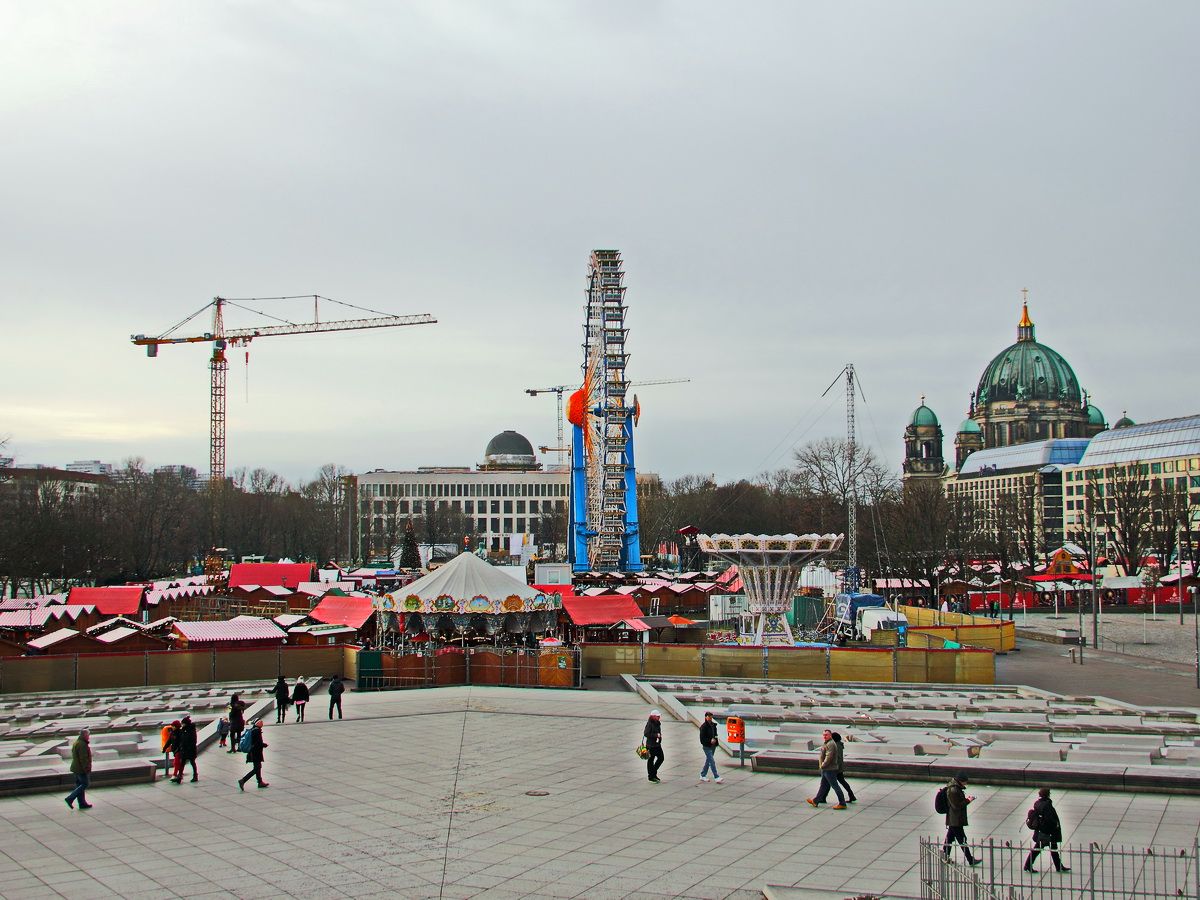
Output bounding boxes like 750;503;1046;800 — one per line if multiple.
134;295;436;489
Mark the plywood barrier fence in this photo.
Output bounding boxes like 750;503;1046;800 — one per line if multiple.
899;606;1016;651
0;646;346;694
581;643;995;685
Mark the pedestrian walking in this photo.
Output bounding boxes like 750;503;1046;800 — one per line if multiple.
272;676;291;724
172;716;198;783
237;720;269;790
216;715;230;748
163;720;182;780
292;679;310;723
1023;788;1070;873
698;711;722;783
806;728;847;809
227;693;246;753
831;732;856;802
328;675;345;719
644;710;664;783
942;772;981;865
65;729;93;810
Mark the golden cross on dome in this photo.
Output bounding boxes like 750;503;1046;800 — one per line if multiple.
1022;287;1028;302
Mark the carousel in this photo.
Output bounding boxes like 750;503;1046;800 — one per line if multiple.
376;551;563;647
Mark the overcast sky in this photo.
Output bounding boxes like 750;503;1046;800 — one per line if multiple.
2;1;1197;487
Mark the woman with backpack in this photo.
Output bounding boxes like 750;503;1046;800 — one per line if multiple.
1023;788;1070;873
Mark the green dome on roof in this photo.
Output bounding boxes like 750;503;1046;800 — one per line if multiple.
976;305;1081;406
1114;413;1135;429
1086;403;1105;427
909;402;939;428
484;430;536;461
957;418;982;434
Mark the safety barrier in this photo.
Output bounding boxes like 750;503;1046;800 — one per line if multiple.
919;836;1200;900
355;648;582;691
901;606;1016;652
581;643;995;685
0;646;346;693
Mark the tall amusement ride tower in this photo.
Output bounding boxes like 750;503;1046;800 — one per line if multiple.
568;250;643;573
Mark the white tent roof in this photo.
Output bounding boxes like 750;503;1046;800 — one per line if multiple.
401;551;539;601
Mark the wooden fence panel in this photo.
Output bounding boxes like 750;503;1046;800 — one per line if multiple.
77;653;144;690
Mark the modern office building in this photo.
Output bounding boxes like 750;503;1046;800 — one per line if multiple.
355;431;570;561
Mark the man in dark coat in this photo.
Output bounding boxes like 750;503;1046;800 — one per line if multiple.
806;729;847;809
227;694;246;753
698;711;722;783
65;729;93;810
238;720;269;790
644;710;664;783
328;675;345;719
943;772;981;865
1024;788;1070;872
273;676;291;724
172;716;198;783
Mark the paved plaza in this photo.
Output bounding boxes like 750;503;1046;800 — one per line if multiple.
1;639;1199;899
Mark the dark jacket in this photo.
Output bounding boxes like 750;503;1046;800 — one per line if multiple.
699;720;718;748
177;721;198;761
643;717;662;748
229;698;246;730
273;679;290;706
1032;796;1062;843
329;678;345;698
70;737;92;775
946;780;970;827
292;682;310;703
247;726;268;764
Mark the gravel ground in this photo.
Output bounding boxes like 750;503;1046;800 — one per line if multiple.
1018;608;1200;666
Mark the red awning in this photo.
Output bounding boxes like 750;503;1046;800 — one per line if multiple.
67;586;145;616
561;594;643;626
1027;572;1093;582
668;615;696;625
616;618;651;632
310;595;375;629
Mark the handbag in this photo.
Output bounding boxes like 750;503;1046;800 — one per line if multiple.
636;742;649;759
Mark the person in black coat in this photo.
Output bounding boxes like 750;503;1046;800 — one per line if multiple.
292;680;310;723
172;716;198;783
698;711;721;783
831;732;856;802
237;720;269;790
643;710;664;783
227;694;246;753
328;675;345;720
1024;788;1070;872
273;676;291;723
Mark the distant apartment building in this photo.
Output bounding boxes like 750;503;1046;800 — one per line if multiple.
66;460;115;476
154;465;200;489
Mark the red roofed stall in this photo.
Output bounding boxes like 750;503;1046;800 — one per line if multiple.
309;594;376;630
172;619;287;649
227;562;317;590
68;586;146;616
561;594;643;643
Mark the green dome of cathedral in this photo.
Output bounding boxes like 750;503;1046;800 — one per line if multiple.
909;401;939;428
976;304;1081;406
1086;403;1105;427
957;418;982;434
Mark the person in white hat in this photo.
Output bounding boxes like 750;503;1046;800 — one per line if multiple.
643;710;664;783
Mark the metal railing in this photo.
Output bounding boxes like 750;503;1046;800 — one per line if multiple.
920;837;1200;900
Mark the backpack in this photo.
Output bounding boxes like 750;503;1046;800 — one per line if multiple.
934;786;949;815
238;728;254;753
1026;807;1040;831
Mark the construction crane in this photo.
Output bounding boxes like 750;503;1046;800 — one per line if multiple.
133;295;436;489
526;378;689;465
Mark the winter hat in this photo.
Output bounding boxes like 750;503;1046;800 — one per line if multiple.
955;771;970;783
649;710;660;718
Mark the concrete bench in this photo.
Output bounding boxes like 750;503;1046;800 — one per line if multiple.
1066;749;1155;765
1080;734;1163;749
979;744;1066;762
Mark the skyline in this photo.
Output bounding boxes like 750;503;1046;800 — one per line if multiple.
3;2;1197;485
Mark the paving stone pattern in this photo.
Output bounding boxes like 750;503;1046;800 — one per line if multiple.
2;684;1199;899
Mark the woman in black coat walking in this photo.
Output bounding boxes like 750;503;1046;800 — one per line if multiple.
1024;788;1070;872
172;716;199;783
292;679;310;723
227;694;246;752
273;676;291;724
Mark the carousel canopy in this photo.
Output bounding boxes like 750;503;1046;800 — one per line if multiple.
380;551;561;615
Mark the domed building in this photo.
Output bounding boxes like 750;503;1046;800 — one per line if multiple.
902;399;947;480
961;303;1105;458
480;430;540;471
